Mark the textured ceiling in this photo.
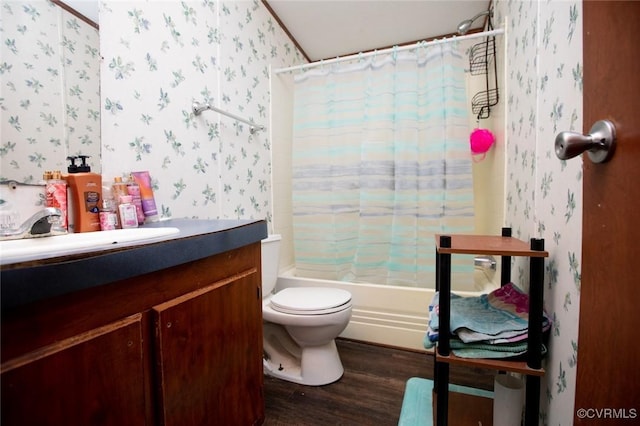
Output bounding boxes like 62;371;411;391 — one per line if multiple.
265;0;491;62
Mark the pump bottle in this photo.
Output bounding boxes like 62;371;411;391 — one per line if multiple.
64;155;102;232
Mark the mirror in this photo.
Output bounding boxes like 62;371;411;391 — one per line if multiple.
1;0;100;184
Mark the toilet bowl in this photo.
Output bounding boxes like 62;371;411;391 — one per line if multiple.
261;235;353;386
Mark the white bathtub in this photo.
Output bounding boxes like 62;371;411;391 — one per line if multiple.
275;264;498;351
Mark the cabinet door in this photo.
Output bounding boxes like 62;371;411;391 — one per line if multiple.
1;314;146;426
153;270;263;426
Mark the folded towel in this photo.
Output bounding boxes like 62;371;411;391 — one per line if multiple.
423;331;548;359
425;283;551;358
450;341;548;359
428;283;550;340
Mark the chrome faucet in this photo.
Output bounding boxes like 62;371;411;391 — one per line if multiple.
0;207;66;240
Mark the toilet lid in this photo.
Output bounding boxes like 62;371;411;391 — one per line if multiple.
270;287;352;315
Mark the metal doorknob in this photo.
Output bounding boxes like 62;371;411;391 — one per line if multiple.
555;120;616;163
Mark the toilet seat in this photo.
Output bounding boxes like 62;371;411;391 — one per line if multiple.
270;287;352;315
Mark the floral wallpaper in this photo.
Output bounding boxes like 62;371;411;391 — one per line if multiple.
495;1;583;424
100;0;304;223
3;0;583;423
1;0;101;183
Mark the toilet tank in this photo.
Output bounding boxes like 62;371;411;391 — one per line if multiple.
261;234;281;296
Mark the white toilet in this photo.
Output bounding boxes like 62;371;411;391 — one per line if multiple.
261;235;353;386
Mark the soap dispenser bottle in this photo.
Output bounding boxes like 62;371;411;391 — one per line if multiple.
64;155;102;232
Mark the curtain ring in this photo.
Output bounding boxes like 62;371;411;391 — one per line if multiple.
391;45;398;62
416;40;426;59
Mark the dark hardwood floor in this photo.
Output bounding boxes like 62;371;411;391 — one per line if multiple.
263;338;494;425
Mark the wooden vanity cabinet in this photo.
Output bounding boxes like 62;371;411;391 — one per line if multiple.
154;271;264;426
1;314;147;426
1;243;264;426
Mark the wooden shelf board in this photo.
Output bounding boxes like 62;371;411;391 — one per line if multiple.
435;234;548;257
436;352;545;376
433;389;493;425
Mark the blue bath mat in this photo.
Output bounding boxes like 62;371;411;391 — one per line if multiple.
398;377;493;426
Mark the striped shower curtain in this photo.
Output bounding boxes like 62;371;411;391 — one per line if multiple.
291;42;474;288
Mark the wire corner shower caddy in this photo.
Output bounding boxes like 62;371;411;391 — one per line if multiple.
469;25;499;119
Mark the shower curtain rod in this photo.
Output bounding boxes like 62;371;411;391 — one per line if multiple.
273;28;504;74
192;101;266;134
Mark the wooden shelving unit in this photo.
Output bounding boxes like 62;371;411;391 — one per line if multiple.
433;228;548;426
435;352;544;377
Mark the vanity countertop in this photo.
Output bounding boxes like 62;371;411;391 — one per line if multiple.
0;218;267;309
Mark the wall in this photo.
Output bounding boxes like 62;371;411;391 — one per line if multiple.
465;36;506;236
269;72;295;266
1;1;101;182
99;0;304;223
495;1;583;425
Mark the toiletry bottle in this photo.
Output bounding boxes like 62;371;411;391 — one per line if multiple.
111;176;129;204
131;171;159;222
42;171;51;185
45;170;68;230
126;175;145;225
99;188;119;231
64;155;102;233
111;176;129;228
118;195;138;229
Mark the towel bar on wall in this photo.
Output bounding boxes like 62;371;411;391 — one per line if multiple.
192;101;266;135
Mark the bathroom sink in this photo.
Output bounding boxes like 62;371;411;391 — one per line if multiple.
0;227;180;266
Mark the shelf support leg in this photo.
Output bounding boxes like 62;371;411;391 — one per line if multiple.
500;227;512;286
525;237;545;426
435;363;449;426
525;376;540;426
527;238;545;370
435;235;452;426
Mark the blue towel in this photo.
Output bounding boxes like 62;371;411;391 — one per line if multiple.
430;286;528;336
425;283;551;358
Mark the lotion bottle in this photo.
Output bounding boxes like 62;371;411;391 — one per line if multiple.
64;155;102;233
126;175;145;225
131;171;159;222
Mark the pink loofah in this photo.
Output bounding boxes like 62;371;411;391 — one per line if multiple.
470;128;495;154
470;128;495;161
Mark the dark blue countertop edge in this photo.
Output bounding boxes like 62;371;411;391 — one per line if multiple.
1;219;268;310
